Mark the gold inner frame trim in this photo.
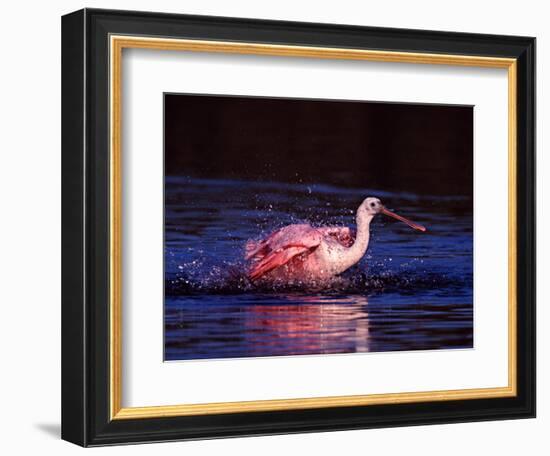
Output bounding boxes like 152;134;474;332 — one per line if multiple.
109;35;518;420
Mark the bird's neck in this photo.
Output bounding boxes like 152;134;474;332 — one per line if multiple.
338;212;372;272
352;211;372;255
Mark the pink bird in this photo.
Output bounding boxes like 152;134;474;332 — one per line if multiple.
245;197;426;283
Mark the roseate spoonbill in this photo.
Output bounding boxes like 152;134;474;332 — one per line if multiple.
245;197;426;282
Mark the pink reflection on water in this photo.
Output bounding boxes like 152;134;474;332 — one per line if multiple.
244;295;371;355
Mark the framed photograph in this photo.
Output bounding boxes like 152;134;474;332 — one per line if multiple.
62;8;535;446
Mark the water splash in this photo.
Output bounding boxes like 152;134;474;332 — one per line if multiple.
165;260;468;296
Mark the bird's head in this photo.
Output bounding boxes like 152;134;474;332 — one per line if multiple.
361;197;383;216
359;197;426;232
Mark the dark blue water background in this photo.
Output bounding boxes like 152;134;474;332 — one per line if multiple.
165;176;473;361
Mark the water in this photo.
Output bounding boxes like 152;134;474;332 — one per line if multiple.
165;176;473;361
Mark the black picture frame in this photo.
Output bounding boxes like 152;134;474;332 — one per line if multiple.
62;8;535;447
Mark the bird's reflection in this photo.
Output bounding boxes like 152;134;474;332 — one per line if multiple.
244;295;371;356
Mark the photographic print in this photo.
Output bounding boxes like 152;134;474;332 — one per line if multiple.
164;94;473;361
62;11;535;444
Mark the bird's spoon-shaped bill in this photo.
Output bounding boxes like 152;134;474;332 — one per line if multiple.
381;207;427;232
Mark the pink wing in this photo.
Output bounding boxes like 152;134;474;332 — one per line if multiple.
246;224;322;280
317;226;356;248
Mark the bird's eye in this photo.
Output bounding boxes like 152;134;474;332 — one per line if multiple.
370;202;375;208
